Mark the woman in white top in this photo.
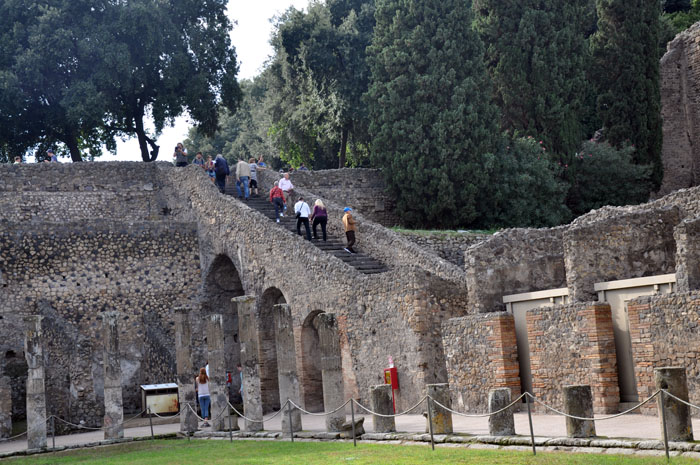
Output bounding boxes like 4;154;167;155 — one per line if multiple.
195;367;211;426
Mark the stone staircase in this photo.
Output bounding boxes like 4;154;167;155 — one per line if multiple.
226;189;388;275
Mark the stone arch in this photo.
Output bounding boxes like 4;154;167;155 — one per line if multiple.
258;287;287;412
201;254;245;396
301;310;325;412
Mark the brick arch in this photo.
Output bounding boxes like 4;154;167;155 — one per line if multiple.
258;287;287;412
301;310;325;412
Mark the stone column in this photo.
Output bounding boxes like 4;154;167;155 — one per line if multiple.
174;307;197;434
274;304;302;434
102;312;124;440
0;376;11;439
426;383;453;434
234;296;264;432
488;388;515;436
370;384;395;433
24;315;47;450
207;313;227;431
655;367;694;442
316;313;345;432
563;385;596;438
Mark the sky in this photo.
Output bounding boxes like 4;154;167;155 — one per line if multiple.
97;0;308;163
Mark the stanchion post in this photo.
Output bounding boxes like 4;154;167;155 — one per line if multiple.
288;400;294;443
51;416;55;449
660;391;670;461
351;400;357;447
526;394;536;456
148;408;154;440
426;397;435;451
228;406;233;443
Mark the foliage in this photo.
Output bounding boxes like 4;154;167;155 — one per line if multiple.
473;0;595;159
664;0;692;13
367;0;500;229
662;0;700;35
590;0;663;189
478;136;571;228
564;140;653;216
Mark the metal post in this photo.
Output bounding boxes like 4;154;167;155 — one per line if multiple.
287;400;294;443
351;400;357;447
228;406;233;443
660;391;670;461
148;408;154;440
426;397;435;451
51;416;55;449
526;394;536;456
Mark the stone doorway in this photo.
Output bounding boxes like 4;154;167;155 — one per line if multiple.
301;311;325;413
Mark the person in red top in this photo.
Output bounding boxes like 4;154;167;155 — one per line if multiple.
269;181;286;223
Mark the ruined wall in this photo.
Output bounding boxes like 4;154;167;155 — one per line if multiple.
397;231;490;267
674;216;700;292
258;168;400;227
442;313;520;413
659;22;700;196
628;292;700;414
464;228;567;313
527;303;618;414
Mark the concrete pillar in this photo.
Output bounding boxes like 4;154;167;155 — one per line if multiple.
234;295;264;432
316;313;345;432
488;388;515;436
426;383;453;434
655;367;694;442
563;385;596;438
24;315;47;450
102;312;124;440
0;376;11;439
174;307;197;434
274;304;302;434
207;313;227;431
370;384;395;433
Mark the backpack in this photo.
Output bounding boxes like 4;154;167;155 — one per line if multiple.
215;158;228;176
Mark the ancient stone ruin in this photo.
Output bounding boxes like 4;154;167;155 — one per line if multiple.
2;161;700;441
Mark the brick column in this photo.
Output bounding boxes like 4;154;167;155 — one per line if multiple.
234;296;264;432
316;313;345;432
24;315;47;450
274;304;302;434
484;314;521;398
582;303;618;414
102;312;124;440
174;307;197;434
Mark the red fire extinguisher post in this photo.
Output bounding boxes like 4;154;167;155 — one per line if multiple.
384;366;399;413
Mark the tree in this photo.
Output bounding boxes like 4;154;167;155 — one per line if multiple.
473;0;594;159
367;0;500;228
591;0;664;187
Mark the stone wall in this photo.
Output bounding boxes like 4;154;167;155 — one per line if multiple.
674;216;700;292
258;168;400;227
442;313;520;413
397;231;490;267
527;303;618;414
464;228;567;313
627;292;700;414
659;22;700;196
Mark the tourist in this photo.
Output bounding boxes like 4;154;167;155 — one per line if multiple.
214;154;230;193
235;158;251;200
269;181;285;223
193;152;205;169
195;367;211;427
13;156;21;164
248;157;260;197
205;155;216;184
311;199;328;242
295;196;312;241
237;363;243;401
342;207;357;254
278;173;294;207
298;163;308;171
47;149;58;162
257;155;267;168
174;143;188;167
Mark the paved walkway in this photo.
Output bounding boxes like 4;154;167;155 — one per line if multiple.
1;411;697;456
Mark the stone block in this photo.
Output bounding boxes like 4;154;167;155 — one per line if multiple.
563;385;596;438
488;388;515;436
655;367;694;442
370;384;395;433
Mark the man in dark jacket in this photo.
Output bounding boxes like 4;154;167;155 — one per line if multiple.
214;154;230;193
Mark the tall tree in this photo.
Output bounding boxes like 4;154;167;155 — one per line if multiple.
473;0;593;159
367;0;500;228
591;0;663;187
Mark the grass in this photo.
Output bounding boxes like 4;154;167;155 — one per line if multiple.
5;439;698;465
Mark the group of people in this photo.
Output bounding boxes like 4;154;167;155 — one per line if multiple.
12;149;59;164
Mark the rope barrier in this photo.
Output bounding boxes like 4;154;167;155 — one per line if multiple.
226;399;289;423
660;390;700;411
429;393;527;419
526;391;661;421
2;430;28;441
352;396;428;418
288;398;351;417
49;416;103;431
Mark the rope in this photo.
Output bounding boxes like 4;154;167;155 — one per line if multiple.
186;403;206;422
288;398;351;417
352;396;428;418
149;410;180;419
526;391;661;421
428;393;528;418
121;409;148;425
660;390;700;411
49;416;103;431
2;430;28;441
226;399;289;423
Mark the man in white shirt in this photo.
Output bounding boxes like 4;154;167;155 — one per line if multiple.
278;173;294;207
294;196;312;240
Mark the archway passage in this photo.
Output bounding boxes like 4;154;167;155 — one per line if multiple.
202;255;245;398
301;311;324;412
258;288;286;413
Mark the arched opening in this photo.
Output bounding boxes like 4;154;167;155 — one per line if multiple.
301;311;325;412
258;288;286;413
202;255;245;400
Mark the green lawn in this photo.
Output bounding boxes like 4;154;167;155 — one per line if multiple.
4;440;698;465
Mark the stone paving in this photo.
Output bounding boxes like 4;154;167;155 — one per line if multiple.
2;411;699;456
